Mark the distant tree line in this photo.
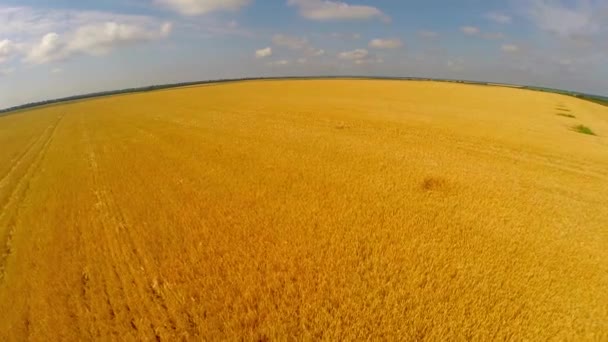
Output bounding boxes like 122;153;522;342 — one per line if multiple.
2;76;606;116
520;85;608;107
0;77;265;116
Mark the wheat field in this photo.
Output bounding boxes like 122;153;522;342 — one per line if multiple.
0;80;607;340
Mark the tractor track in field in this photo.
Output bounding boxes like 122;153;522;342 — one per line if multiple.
81;115;179;339
0;135;41;192
130;123;214;337
454;138;608;180
0;121;58;206
0;115;63;283
126;122;208;337
82;115;137;337
0;120;59;215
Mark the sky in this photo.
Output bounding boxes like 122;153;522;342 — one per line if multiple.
1;0;607;109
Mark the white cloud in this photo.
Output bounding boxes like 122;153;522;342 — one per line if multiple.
309;48;325;56
0;39;15;63
51;67;62;74
70;22;171;55
418;30;439;39
184;19;253;38
287;0;389;22
1;6;172;64
1;6;250;43
255;47;272;58
26;33;66;64
461;26;480;35
369;38;403;49
156;0;251;16
485;12;512;24
25;22;172;64
337;48;381;65
460;26;504;40
338;48;368;60
0;7;63;37
0;7;163;37
297;57;307;64
268;59;289;66
526;0;604;38
501;44;520;53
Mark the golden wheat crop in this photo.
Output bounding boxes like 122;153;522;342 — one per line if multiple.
0;80;607;340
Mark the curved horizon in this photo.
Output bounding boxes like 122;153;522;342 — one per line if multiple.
2;75;607;114
1;1;607;109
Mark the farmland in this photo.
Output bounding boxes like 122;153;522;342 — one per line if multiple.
0;79;607;340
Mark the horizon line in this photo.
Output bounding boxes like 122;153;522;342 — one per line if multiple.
1;76;606;115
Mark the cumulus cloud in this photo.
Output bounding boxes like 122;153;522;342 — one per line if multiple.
337;48;381;65
0;7;63;37
25;21;172;64
184;19;254;38
369;38;403;49
0;7;163;37
70;22;171;55
1;7;172;65
287;0;389;22
517;0;608;77
267;59;289;66
255;47;272;58
156;0;251;16
501;44;520;53
25;33;66;64
338;48;368;60
460;26;504;40
461;26;481;35
485;12;512;24
0;39;15;63
526;0;604;38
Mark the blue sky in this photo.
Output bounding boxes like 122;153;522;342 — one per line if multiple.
1;0;607;108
